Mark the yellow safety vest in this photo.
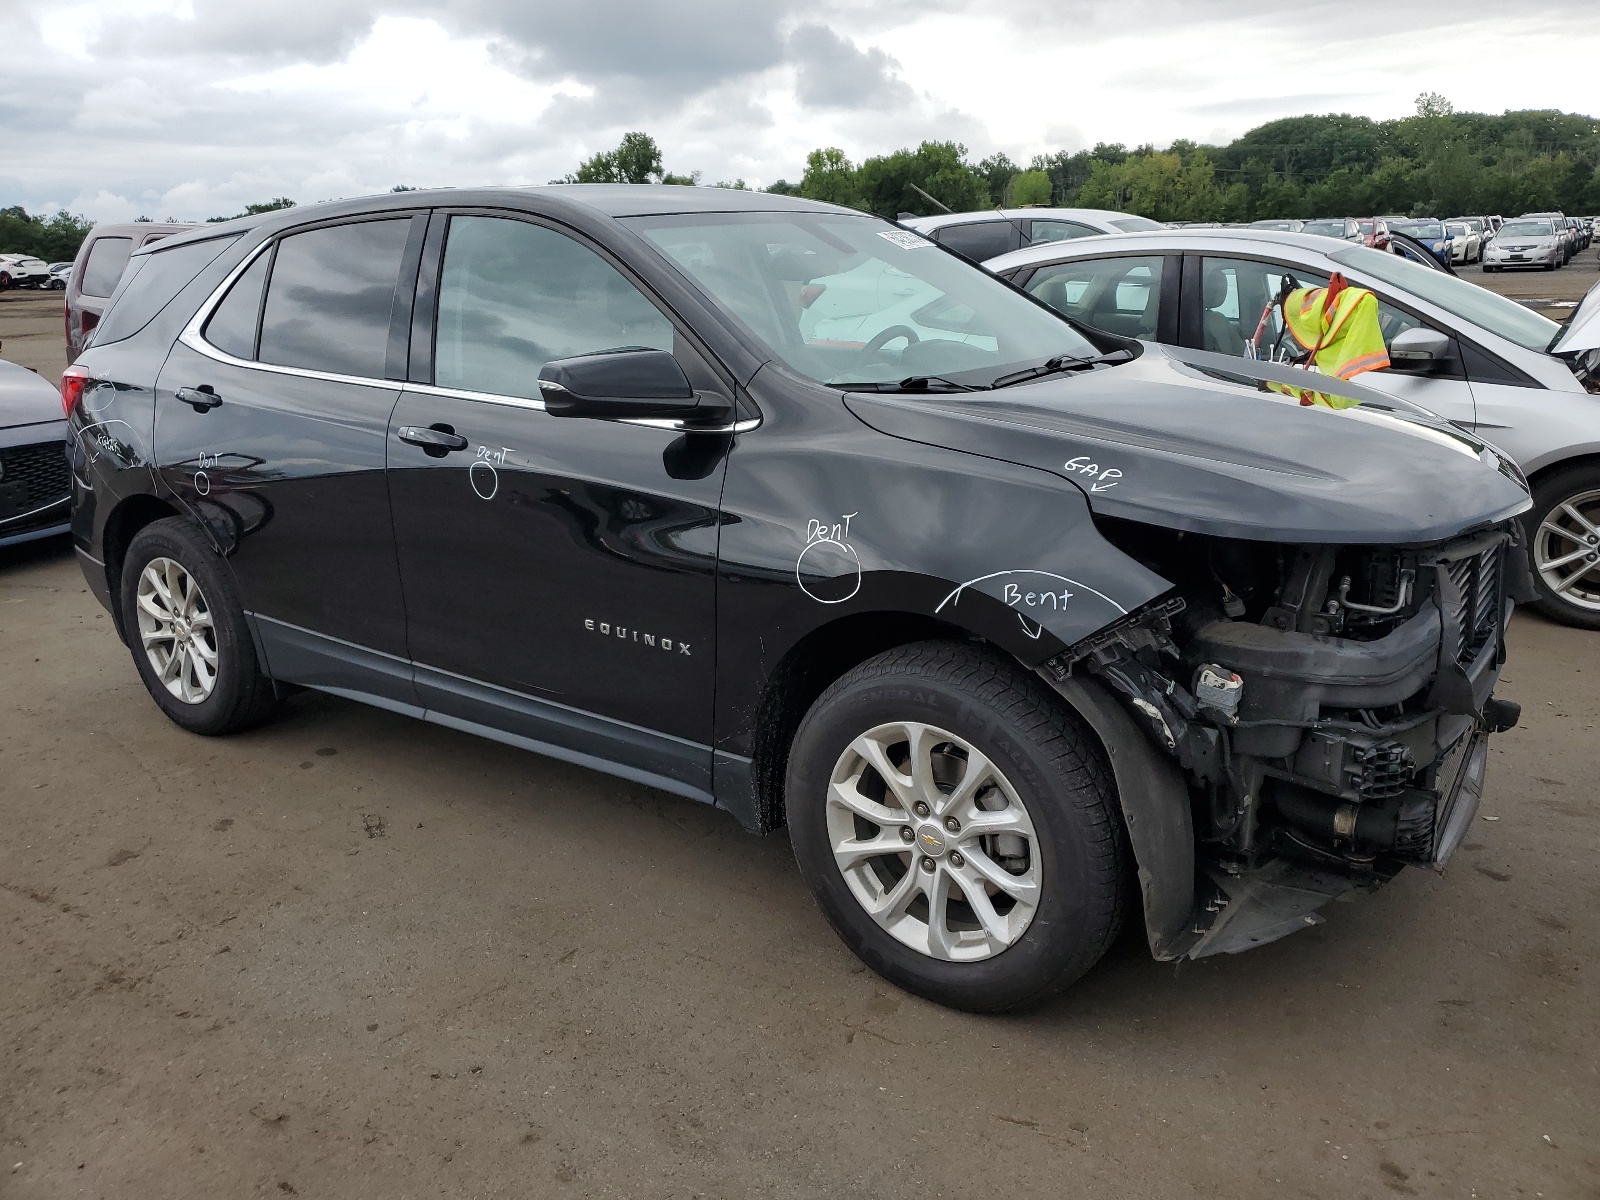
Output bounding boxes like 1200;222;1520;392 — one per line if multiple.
1273;279;1390;408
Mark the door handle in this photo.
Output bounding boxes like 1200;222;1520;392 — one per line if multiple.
177;385;222;412
397;425;469;452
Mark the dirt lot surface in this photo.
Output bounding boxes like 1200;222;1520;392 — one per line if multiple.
3;256;1599;1199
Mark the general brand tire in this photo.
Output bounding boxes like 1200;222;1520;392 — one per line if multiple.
119;516;281;734
1524;463;1600;630
785;641;1127;1013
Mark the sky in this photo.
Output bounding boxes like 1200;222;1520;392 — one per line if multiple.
4;0;1598;222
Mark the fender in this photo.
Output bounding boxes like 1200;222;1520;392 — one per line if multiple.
1038;671;1199;960
712;364;1174;828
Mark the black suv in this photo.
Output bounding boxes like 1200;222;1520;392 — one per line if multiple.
65;187;1530;1011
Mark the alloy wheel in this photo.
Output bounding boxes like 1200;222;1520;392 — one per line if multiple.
1534;488;1600;612
826;721;1040;962
135;556;219;703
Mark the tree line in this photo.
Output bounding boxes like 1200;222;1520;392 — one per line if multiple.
4;95;1594;263
774;95;1600;222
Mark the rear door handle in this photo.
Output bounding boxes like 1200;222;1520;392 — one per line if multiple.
397;425;469;452
176;385;222;412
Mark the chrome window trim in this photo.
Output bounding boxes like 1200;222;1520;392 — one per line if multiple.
181;230;763;433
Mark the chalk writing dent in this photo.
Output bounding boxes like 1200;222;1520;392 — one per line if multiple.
796;512;862;605
1063;456;1124;492
469;444;515;503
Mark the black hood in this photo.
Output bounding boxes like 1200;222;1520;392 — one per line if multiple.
844;344;1530;545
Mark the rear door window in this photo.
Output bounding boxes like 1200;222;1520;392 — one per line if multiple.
934;221;1023;262
1024;255;1164;340
433;215;674;401
93;236;238;347
79;237;134;298
258;219;412;378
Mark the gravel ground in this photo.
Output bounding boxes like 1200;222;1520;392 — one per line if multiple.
2;254;1597;1198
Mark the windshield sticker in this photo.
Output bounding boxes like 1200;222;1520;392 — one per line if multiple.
796;512;862;604
877;230;934;251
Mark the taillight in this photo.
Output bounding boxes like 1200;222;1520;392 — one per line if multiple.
61;363;91;417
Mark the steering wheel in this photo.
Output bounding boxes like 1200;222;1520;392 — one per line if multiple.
849;325;920;370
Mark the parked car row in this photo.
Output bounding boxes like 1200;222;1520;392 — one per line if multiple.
57;185;1549;1011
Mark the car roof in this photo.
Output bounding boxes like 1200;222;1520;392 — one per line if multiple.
901;207;1139;233
144;185;865;254
982;226;1353;272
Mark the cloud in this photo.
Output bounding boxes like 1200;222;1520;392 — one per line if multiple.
0;0;1594;221
788;24;914;111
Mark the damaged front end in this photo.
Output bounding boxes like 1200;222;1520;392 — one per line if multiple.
1044;519;1533;960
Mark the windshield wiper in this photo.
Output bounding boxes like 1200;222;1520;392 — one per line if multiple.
991;349;1134;389
832;375;983;393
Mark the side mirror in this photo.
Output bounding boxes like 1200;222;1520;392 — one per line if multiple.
1388;326;1458;374
538;349;719;422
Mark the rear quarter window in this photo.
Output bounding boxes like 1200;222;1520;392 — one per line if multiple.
92;236;240;348
79;237;134;298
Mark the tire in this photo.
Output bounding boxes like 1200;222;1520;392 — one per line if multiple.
1524;463;1600;630
786;641;1127;1012
119;517;281;734
0;272;10;291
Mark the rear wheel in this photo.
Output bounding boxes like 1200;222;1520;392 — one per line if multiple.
119;517;280;734
786;641;1127;1012
1526;464;1600;630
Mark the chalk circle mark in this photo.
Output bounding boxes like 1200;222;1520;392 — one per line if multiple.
797;537;862;605
194;470;210;497
469;460;499;501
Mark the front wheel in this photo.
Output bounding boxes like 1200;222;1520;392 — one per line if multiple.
1525;464;1600;630
119;517;281;734
786;642;1127;1012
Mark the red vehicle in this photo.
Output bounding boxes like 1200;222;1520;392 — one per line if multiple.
1355;218;1393;251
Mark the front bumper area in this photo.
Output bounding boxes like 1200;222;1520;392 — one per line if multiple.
1054;527;1524;961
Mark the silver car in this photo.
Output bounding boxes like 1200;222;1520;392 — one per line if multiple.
985;228;1600;627
1483;218;1564;271
900;207;1164;263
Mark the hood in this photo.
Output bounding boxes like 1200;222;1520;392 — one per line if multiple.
1551;277;1600;355
0;358;63;430
844;344;1530;545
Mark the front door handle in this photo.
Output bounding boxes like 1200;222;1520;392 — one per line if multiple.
397;424;469;452
176;385;222;412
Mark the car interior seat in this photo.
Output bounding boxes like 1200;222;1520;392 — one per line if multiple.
1203;269;1247;355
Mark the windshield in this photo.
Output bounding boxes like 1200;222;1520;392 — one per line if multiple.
1329;243;1559;351
631;212;1101;387
1250;221;1300;231
1301;221;1348;237
1498;220;1554;238
1406;222;1445;239
1108;216;1165;232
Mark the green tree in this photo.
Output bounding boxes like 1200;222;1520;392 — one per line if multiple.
206;197;297;224
976;152;1018;205
0;206;94;261
799;147;863;209
854;141;990;219
566;132;673;184
1011;170;1053;206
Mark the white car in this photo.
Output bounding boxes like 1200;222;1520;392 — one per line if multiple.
900;207;1164;263
984;227;1600;628
1444;221;1481;264
0;254;51;289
